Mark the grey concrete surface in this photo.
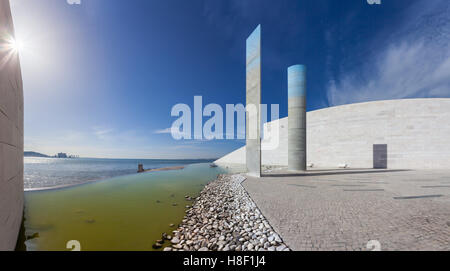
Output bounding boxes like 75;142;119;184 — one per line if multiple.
288;65;306;171
245;25;261;177
243;169;450;251
0;0;24;251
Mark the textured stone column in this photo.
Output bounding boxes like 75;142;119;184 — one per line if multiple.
0;0;24;250
288;65;306;171
246;25;261;177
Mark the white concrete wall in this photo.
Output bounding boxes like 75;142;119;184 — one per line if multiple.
0;0;24;251
215;98;450;170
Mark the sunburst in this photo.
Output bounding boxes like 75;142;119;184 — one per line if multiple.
5;36;24;53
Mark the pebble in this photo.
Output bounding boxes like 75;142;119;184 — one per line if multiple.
276;244;287;251
172;244;182;249
152;243;162;249
160;174;289;251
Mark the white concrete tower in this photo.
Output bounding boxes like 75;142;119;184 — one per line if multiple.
246;25;262;177
288;65;306;171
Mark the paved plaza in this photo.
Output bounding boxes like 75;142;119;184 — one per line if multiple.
243;169;450;251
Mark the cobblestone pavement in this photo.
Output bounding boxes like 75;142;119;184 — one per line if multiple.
243;169;450;251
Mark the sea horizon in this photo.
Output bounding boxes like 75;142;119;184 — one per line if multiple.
24;151;219;161
24;156;217;190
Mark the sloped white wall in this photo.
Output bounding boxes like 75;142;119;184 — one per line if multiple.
215;99;450;170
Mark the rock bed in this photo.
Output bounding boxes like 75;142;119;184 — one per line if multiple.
157;174;290;251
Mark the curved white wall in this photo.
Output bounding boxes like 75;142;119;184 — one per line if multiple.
0;0;24;250
215;98;450;170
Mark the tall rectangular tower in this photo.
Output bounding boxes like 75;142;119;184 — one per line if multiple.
246;25;261;177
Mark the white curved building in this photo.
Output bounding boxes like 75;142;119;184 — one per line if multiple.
215;98;450;169
0;0;24;250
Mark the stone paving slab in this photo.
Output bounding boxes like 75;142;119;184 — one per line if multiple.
243;170;450;251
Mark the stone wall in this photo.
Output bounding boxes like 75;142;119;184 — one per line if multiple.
0;0;24;251
215;99;450;170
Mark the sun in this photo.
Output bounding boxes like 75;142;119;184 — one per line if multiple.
6;37;24;53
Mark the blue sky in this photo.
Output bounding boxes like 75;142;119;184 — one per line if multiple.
10;0;450;159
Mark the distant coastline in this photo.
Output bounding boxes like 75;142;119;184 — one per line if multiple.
24;151;79;159
24;151;218;161
24;151;50;158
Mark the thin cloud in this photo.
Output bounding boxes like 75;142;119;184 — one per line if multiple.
154;128;172;134
93;127;114;140
326;0;450;106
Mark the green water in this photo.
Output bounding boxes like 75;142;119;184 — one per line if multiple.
22;163;242;251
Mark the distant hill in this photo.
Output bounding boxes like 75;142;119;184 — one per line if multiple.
24;151;50;158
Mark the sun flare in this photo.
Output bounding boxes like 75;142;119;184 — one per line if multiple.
6;37;24;53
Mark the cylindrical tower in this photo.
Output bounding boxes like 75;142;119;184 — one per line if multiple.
288;65;306;171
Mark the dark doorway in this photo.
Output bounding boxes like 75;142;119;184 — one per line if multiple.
373;144;388;169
